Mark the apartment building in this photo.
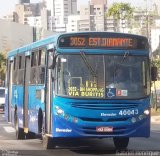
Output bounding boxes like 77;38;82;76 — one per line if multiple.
15;3;42;25
66;15;80;32
45;0;77;32
77;0;107;32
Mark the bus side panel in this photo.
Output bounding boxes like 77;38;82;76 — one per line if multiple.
28;85;45;134
11;85;24;128
5;88;9;121
17;85;24;128
11;85;17;125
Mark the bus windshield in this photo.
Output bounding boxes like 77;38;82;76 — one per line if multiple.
55;54;150;99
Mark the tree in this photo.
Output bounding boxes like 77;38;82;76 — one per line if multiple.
106;2;134;20
106;3;134;32
0;51;7;84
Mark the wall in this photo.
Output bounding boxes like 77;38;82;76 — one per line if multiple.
0;19;54;52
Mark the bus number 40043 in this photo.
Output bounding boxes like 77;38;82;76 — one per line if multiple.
119;109;138;116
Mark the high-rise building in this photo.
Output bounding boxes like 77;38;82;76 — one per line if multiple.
15;3;42;24
66;15;80;32
78;1;107;32
19;0;30;4
45;0;77;32
90;0;107;5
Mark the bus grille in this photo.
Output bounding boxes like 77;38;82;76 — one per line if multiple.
79;117;129;122
70;102;139;110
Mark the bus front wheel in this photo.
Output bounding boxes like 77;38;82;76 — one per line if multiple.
113;137;129;150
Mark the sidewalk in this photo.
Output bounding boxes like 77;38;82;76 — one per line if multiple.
151;108;160;124
151;115;160;124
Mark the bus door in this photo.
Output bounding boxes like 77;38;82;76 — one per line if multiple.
45;47;54;134
23;55;30;131
8;59;14;122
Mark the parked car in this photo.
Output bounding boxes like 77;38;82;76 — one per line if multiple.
0;87;5;113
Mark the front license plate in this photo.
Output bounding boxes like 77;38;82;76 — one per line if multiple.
96;127;113;132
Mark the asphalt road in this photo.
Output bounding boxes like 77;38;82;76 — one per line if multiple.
0;113;160;156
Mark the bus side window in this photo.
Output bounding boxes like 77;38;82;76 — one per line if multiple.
13;56;19;85
38;49;46;66
31;51;38;67
38;49;46;84
18;54;25;85
30;50;39;84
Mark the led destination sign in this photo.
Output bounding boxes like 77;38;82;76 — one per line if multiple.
70;37;133;48
58;34;148;49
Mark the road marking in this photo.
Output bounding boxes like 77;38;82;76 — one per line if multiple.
3;126;15;133
0;123;11;126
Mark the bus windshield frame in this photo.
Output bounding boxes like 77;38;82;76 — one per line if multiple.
54;54;150;100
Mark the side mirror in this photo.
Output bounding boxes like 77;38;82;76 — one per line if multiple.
151;66;157;81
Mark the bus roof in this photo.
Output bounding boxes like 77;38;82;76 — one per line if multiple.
7;33;61;57
7;32;148;58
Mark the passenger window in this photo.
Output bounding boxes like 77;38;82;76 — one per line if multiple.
39;49;46;65
19;55;25;69
30;48;46;84
13;57;16;70
31;51;38;67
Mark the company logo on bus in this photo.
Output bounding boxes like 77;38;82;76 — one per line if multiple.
56;128;72;133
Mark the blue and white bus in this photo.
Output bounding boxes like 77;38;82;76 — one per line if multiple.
5;32;155;149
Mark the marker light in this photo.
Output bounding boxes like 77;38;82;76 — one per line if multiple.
57;109;64;115
64;114;70;120
73;117;78;123
144;110;150;115
138;115;144;120
55;106;64;115
131;117;136;123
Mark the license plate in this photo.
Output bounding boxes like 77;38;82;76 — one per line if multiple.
96;127;113;132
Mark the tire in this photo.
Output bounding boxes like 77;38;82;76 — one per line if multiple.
38;109;43;134
15;114;25;140
26;131;36;139
42;135;56;149
113;137;129;150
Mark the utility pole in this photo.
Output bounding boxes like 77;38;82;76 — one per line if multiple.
145;0;152;51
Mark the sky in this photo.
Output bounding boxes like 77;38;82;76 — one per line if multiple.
0;0;149;18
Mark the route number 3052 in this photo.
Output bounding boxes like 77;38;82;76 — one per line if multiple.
119;109;139;116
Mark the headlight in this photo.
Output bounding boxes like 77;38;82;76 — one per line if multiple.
144;109;150;115
55;106;64;115
131;117;136;123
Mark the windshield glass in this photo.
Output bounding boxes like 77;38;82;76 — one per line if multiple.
55;54;150;99
0;89;5;98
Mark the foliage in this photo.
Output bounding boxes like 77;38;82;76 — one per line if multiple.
153;59;160;69
0;51;7;82
106;2;134;20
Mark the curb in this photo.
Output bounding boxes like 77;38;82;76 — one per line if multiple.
151;116;160;123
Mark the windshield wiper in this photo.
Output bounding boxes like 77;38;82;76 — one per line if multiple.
122;51;129;62
80;51;97;81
